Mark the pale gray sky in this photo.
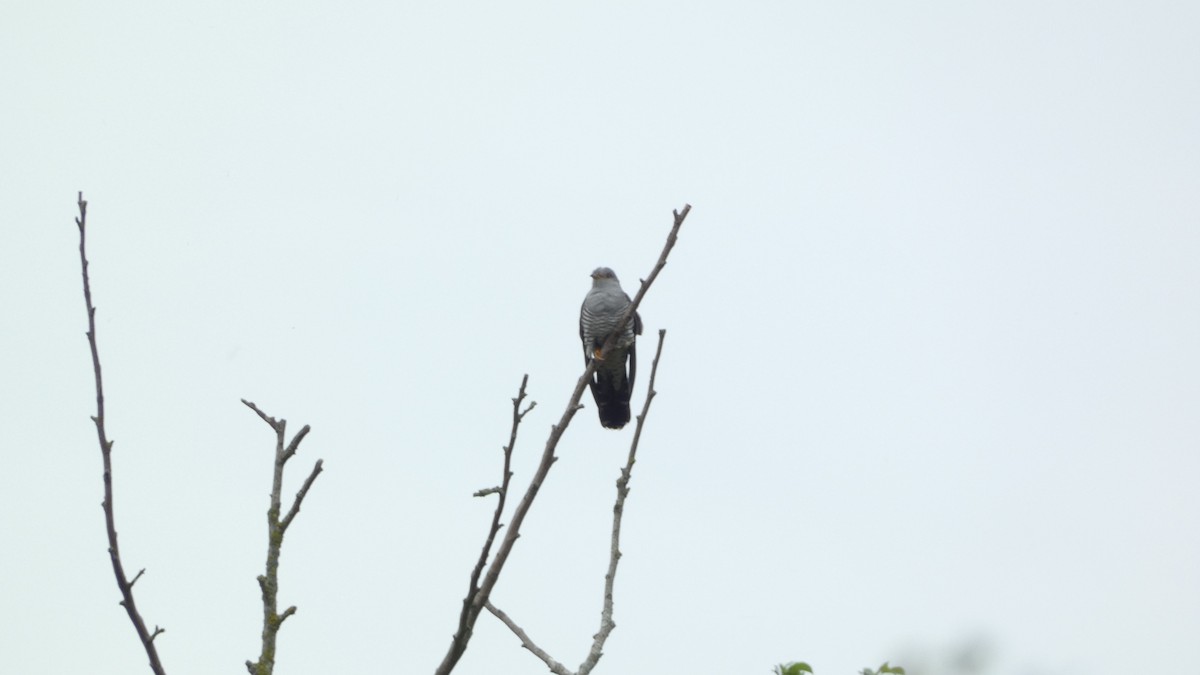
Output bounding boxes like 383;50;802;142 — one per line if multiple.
2;2;1197;674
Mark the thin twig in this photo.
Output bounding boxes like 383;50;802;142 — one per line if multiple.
486;330;670;675
242;399;276;428
243;399;323;675
579;329;667;675
433;205;690;675
445;376;530;670
280;458;324;532
601;205;689;362
484;600;571;675
75;191;169;675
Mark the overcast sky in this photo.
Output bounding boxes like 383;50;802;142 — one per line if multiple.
2;2;1197;674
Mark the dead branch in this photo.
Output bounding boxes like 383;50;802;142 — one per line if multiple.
486;329;670;675
484;600;571;675
441;375;533;673
242;399;324;675
578;328;667;674
74;191;169;675
433;205;690;675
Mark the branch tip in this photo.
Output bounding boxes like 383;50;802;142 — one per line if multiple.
283;424;312;459
251;410;321;671
241;398;279;429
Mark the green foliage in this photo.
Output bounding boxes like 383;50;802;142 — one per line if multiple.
772;660;904;675
860;662;906;675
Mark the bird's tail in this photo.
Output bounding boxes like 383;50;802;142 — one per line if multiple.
590;368;632;429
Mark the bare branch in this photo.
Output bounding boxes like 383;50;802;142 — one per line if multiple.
485;601;572;675
241;398;281;431
75;192;169;675
282;425;312;463
434;205;690;675
281;459;324;532
598;204;689;363
442;375;529;672
578;329;667;675
245;403;323;675
485;330;670;675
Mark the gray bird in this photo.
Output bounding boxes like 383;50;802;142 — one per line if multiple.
579;267;643;429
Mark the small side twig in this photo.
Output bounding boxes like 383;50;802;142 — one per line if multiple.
75;191;168;675
281;459;324;532
242;399;324;675
485;600;571;675
444;375;532;671
433;204;689;675
487;330;670;675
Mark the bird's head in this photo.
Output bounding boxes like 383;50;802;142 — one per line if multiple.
590;267;619;283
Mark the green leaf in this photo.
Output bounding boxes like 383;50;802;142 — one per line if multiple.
775;662;813;675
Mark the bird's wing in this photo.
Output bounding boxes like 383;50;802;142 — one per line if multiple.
579;300;589;364
628;308;642;391
628;342;637;393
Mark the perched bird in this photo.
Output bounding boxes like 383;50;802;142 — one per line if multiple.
579;267;642;429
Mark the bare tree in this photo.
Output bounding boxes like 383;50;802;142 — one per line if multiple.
74;191;688;674
434;205;691;674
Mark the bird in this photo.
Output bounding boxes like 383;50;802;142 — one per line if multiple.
579;267;642;429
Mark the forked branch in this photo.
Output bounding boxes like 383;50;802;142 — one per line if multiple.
486;329;670;675
433;205;690;675
75;191;168;675
446;376;534;666
242;399;324;675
